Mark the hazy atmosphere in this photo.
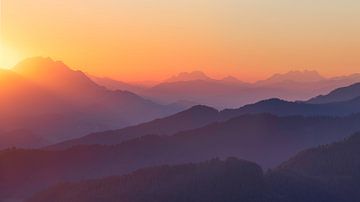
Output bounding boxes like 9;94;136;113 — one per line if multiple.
1;1;360;202
1;0;360;82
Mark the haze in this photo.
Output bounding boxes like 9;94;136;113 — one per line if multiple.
1;0;360;82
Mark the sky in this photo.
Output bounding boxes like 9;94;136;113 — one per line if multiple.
1;0;360;82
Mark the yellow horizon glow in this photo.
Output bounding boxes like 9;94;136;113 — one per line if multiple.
0;42;23;69
1;0;360;82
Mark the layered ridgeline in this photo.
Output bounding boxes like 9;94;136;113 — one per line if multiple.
101;70;360;109
29;132;360;202
50;80;360;150
28;157;341;202
308;82;360;104
0;57;180;148
274;132;360;202
2;113;360;200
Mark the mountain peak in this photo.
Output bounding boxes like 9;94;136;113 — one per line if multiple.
186;105;218;113
222;76;240;82
13;57;75;76
11;57;104;96
258;70;325;85
165;71;212;82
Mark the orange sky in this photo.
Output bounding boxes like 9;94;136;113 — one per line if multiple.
1;0;360;82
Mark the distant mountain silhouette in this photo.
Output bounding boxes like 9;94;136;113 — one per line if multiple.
256;70;325;85
164;71;212;82
88;75;145;93
0;57;180;148
143;79;273;108
140;70;360;108
221;75;246;84
308;82;360;104
3;113;360;199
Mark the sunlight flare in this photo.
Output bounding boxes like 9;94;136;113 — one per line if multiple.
0;43;22;69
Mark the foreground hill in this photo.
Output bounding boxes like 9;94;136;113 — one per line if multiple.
279;132;360;178
28;158;270;202
29;133;360;202
0;57;179;148
276;132;360;201
28;158;339;202
2;114;360;199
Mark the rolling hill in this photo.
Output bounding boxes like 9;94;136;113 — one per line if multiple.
28;157;341;202
2;113;360;199
30;132;360;202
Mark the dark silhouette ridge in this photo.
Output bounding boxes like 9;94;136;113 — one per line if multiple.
28;157;341;202
279;131;360;177
28;158;269;202
274;132;360;201
29;133;360;202
3;114;360;199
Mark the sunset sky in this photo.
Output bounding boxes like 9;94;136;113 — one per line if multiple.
1;0;360;82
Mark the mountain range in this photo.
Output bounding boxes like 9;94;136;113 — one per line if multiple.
47;80;360;150
0;57;180;148
91;70;360;108
2;57;360;201
27;131;360;202
3;112;360;200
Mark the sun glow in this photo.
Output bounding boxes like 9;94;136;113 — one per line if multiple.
0;43;22;69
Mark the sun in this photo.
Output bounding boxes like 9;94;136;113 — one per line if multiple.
0;43;22;69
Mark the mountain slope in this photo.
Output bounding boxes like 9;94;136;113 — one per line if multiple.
47;105;219;149
0;57;179;148
50;96;360;150
308;82;360;104
88;75;144;93
276;132;360;201
279;132;360;177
